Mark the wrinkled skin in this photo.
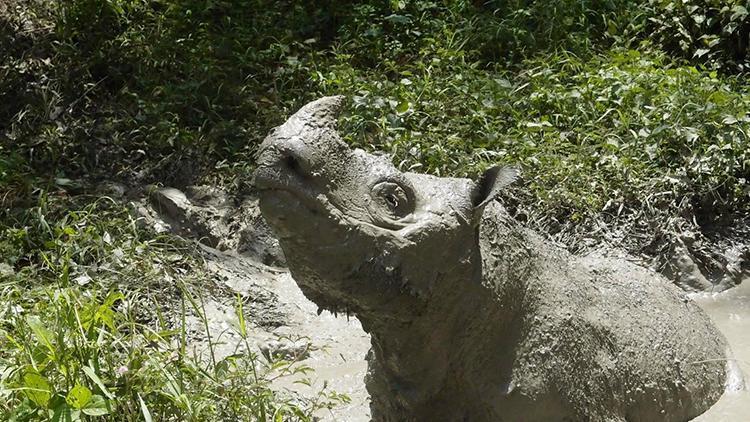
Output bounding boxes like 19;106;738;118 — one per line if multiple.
254;97;734;421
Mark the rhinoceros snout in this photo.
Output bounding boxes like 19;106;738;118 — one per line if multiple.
253;148;312;194
255;95;348;191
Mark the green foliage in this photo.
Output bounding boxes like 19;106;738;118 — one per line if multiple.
2;0;327;184
2;0;748;241
645;0;750;71
0;199;346;421
467;0;646;62
324;46;750;223
502;50;750;218
0;0;649;186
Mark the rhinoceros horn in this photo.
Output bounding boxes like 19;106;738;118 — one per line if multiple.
286;95;345;130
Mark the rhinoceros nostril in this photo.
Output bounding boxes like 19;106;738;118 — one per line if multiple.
283;153;309;178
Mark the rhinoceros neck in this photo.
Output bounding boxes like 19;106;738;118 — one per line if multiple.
361;206;532;408
361;248;492;407
477;203;541;310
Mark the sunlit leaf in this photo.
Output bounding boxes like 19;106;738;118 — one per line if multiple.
66;384;92;410
23;370;51;407
81;395;112;416
26;315;54;355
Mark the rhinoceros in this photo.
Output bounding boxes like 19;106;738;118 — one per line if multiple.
253;96;739;421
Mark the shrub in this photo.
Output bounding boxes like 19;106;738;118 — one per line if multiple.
329;48;750;228
646;0;750;71
467;0;646;62
0;198;347;421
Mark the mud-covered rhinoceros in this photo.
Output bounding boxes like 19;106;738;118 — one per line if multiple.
253;96;740;421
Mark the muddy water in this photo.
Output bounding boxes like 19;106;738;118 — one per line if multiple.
231;254;748;422
279;276;750;421
263;272;371;421
692;280;750;421
195;254;372;421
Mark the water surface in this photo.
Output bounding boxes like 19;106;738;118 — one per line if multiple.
693;280;750;421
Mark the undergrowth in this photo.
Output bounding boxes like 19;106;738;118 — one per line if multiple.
2;0;748;224
0;197;347;421
335;48;750;230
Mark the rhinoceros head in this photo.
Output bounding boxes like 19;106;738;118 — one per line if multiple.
254;96;516;321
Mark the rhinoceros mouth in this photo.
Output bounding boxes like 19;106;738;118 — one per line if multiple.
255;163;317;202
258;188;319;213
255;168;332;227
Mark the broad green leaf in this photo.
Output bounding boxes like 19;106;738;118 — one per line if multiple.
731;5;748;21
94;292;124;330
23;370;51;407
50;397;81;422
395;100;410;114
26;315;54;355
66;384;92;410
82;395;112;416
102;291;125;308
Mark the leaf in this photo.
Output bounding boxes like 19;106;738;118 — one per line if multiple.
66;384;92;410
82;395;112;416
26;315;55;355
395;100;410;115
23;370;51;407
82;366;114;399
693;48;710;58
384;14;410;25
723;115;738;125
234;294;247;338
607;20;617;35
54;178;74;187
138;393;153;422
731;5;748;21
50;399;80;422
102;291;125;309
73;274;92;286
94;292;124;330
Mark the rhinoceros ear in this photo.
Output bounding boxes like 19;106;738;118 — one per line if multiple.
471;165;519;211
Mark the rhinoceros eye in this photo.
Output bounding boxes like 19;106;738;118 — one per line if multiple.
371;180;414;218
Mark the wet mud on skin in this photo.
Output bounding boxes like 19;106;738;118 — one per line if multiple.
245;270;750;422
692;279;750;421
252;97;741;421
189;250;748;422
